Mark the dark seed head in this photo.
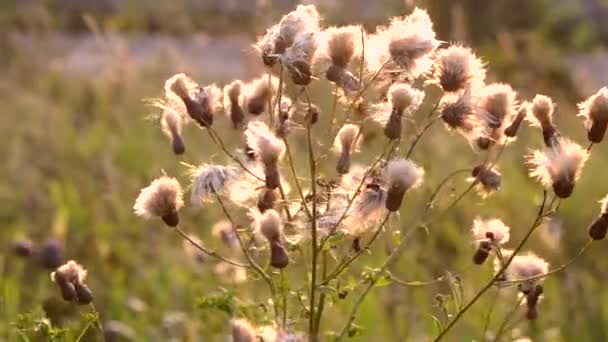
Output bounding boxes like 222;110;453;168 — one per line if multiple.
588;119;608;143
473;241;492;265
588;215;608;240
54;274;77;301
542;124;559;147
307;105;320;125
74;283;94;305
290;61;312;86
269;241;289;269
336;149;351;175
385;184;406;212
352;237;362;253
12;239;34;258
257;188;278;213
384;110;402;140
161;211;180;227
504;110;526;138
476;136;493;150
171;134;186;155
552;178;574;199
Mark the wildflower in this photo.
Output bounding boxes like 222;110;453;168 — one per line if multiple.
231;319;256;342
282;32;318;85
430;45;485;93
244;121;285;189
256;210;289;268
168;74;221;127
440;90;482;139
384;8;440;77
374;83;424;140
588;194;608;240
470;217;510;264
578;87;608;143
187;164;239;204
504;102;528;138
503;253;549;294
256;24;281;67
12;239;33;258
334;124;361;174
51;260;93;304
322;26;363;95
133;176;184;227
385;159;424;211
160;108;185;155
470;164;501;197
244;76;278;116
39;239;64;269
475;83;518;149
528;94;559;147
212;220;239;249
528;138;588;198
225;80;245;129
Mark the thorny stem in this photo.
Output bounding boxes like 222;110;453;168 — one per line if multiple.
433;190;549;341
212;193;280;322
206;127;263;182
303;86;320;339
492;295;525;342
174;225;249;268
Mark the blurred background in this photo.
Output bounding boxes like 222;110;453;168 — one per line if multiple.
2;0;608;341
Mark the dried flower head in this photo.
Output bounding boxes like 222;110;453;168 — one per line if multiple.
385;159;424;211
475;83;518;148
51;260;92;304
504;102;529;138
244;76;278;115
344;183;388;235
384;8;439;77
431;45;485;93
528;95;559;146
282;32;318;85
231;319;256;342
245;121;285;189
471;217;510;264
276;5;320;53
322;25;362;69
470;165;501;197
578;87;608;143
258;209;283;242
528;138;589;198
440;90;483;139
161;108;185;155
133;176;184;226
167;73;221;127
370;84;424;140
589;194;608;240
334;124;361;174
504;253;549;294
187;164;238;204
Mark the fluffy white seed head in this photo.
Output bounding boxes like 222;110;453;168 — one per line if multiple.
471;217;510;246
276;4;320;53
161;108;183;138
51;260;87;285
334;124;360;153
187;164;239;204
440;90;484;138
165;73;199;102
389;83;425;113
386;159;424;191
344;184;387;236
528;94;555;128
527;138;589;188
600;194;608;214
578;87;608;126
477;83;518;129
245;121;285;164
133;176;184;219
257;209;283;241
242;75;279;115
505;253;549;282
431;45;486;92
320;25;363;68
281;32;318;66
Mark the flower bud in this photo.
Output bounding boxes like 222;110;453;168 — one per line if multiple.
74;283;94;305
588;214;608;240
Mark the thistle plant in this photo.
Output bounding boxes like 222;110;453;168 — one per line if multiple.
127;4;608;341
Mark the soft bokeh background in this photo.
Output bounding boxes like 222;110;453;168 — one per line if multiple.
2;0;608;341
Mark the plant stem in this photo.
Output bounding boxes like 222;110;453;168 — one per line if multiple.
433;190;548;341
481;289;500;340
405;91;444;159
174;226;249;268
206;128;263;182
493;295;525;341
313;250;329;333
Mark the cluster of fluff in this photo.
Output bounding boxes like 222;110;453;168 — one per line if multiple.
430;45;486;93
187;164;239;204
471;218;510;246
370;83;425;126
51;260;93;304
527;138;588;198
501;253;549;292
527;94;559;146
133;176;184;219
474;83;519;148
440;89;484;140
245;121;285;164
578;87;608;143
469;164;501;197
366;8;439;78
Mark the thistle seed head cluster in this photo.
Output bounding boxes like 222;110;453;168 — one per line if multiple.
133;176;184;227
51;260;93;304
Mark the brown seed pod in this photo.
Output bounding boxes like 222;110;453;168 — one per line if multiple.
54;273;77;301
269;240;289;269
161;211;180;227
552;178;574;199
74;283;93;304
352;237;362;253
171;133;186;155
307;105;320;125
12;239;34;258
472;240;492;265
542;124;559;147
588;119;608;143
264;163;281;190
504;108;526;138
257;188;278;213
476;136;493;150
336;147;351;175
384;109;402;140
385;184;406;212
290;60;312;86
588;214;608;240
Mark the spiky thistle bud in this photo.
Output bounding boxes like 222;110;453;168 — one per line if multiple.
12;239;34;258
528;138;588;198
225;80;245;129
334;124;360;174
257;210;289;268
589;194;608;240
230;319;257;342
244;122;285;189
529;94;559;147
385;159;424;211
504;102;528;138
51;260;92;304
578;87;608;143
431;45;485;93
470;165;501;197
471;218;510;264
161;109;185;155
39;239;64;269
133;176;184;227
